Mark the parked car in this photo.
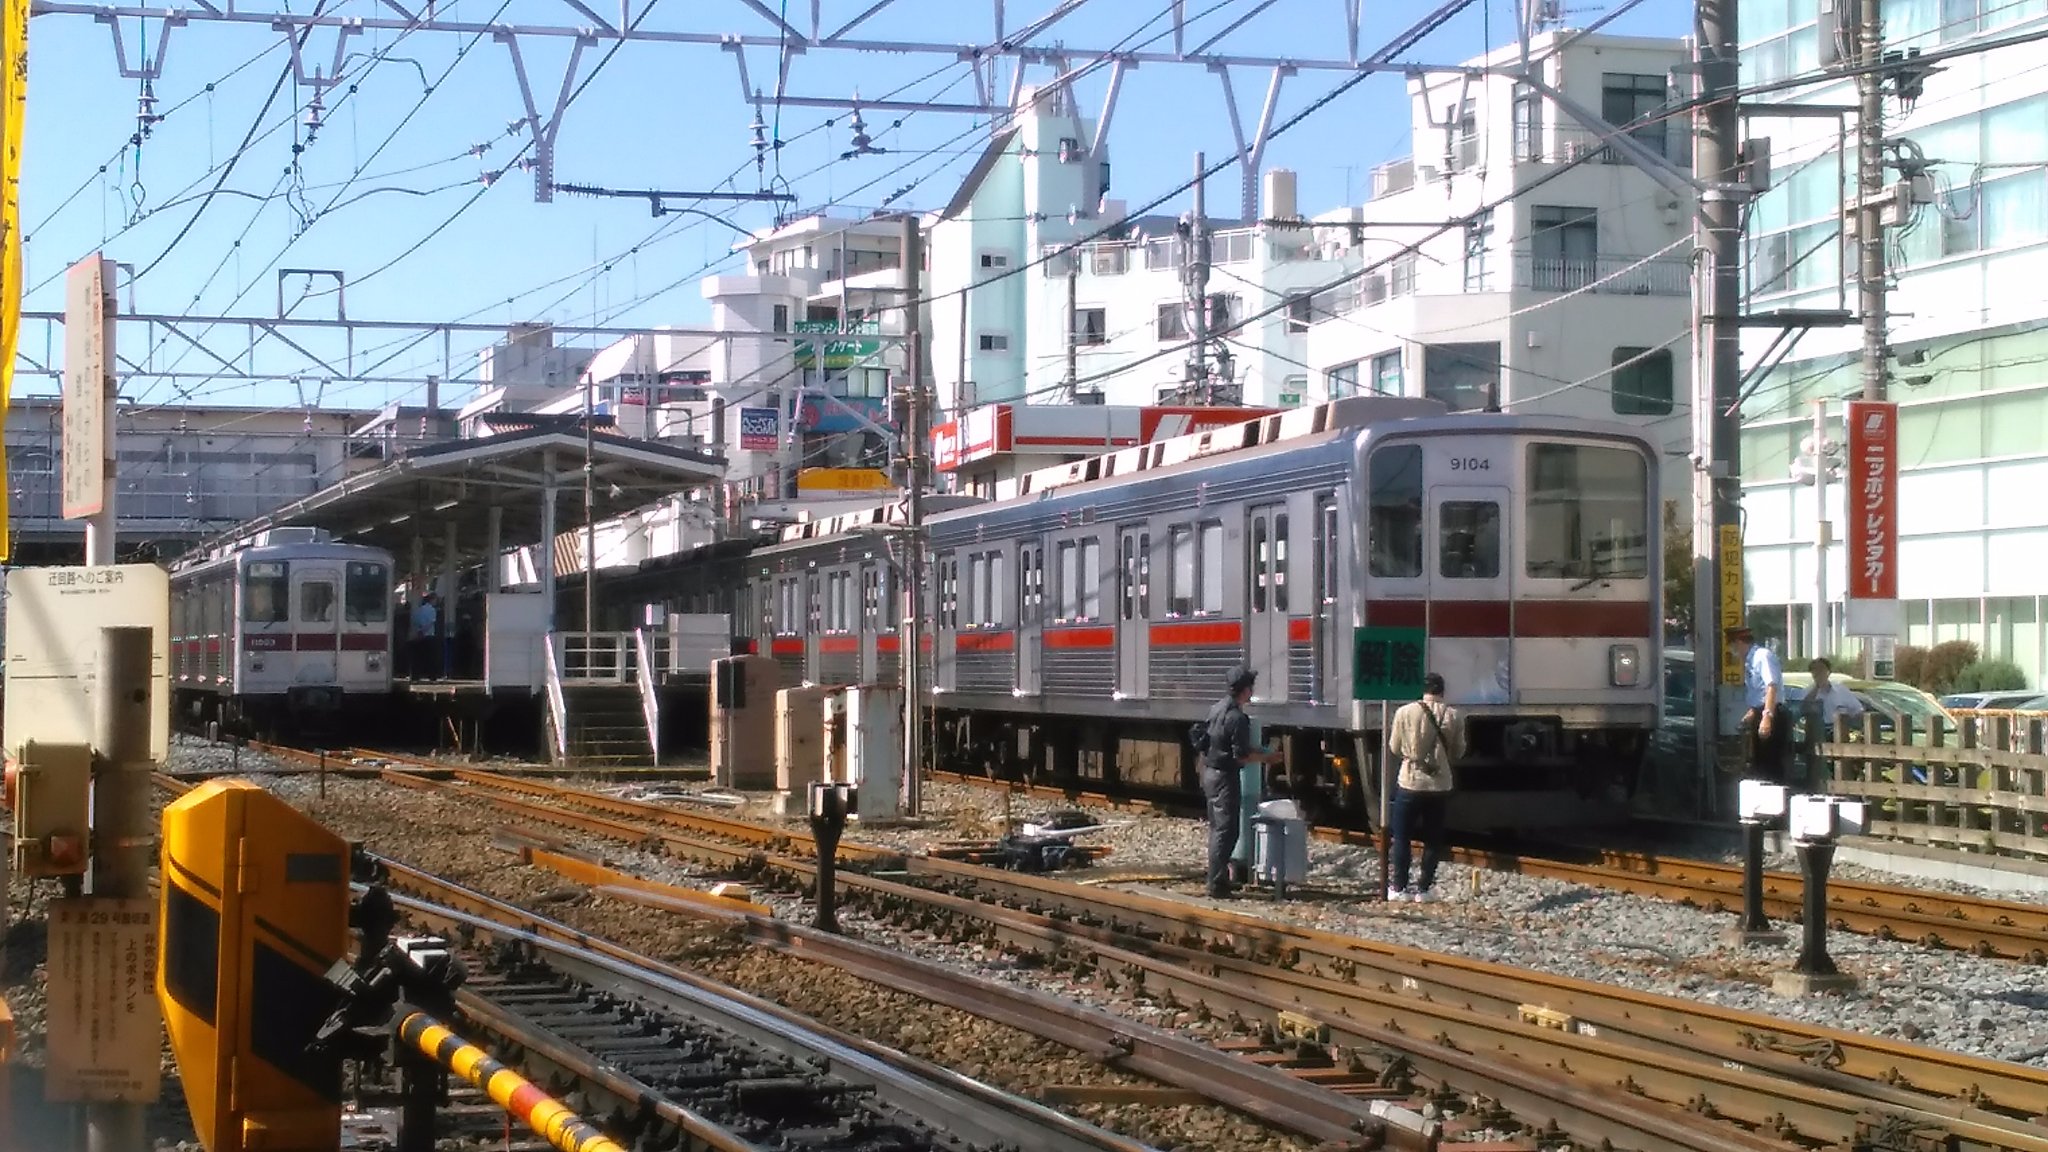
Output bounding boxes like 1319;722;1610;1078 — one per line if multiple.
1939;690;2041;711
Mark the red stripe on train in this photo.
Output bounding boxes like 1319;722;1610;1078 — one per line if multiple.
1366;599;1653;638
341;633;385;651
878;635;900;653
770;637;804;656
819;636;859;654
1150;620;1242;646
955;631;1017;652
1287;618;1312;644
1044;626;1115;650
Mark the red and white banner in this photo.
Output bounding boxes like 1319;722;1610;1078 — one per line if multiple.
1846;400;1898;601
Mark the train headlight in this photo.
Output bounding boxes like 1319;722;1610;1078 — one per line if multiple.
367;651;384;672
250;658;266;673
1609;643;1642;687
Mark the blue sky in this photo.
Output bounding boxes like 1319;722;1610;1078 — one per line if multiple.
16;0;1689;414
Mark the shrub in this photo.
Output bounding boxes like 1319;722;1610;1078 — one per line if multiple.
1893;645;1927;688
1921;641;1981;695
1951;660;2029;693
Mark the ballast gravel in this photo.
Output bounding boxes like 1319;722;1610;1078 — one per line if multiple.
806;778;2048;1069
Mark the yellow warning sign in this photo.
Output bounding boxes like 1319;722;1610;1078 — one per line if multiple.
1719;523;1745;687
45;897;162;1103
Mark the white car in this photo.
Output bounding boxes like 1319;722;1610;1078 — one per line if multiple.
1939;690;2041;711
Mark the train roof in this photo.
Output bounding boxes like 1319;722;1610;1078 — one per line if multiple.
771;397;1660;551
170;527;394;575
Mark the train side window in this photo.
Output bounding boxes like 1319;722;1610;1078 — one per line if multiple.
1168;526;1194;616
966;555;986;628
1250;515;1269;613
1137;534;1151;619
1197;521;1224;615
988;552;1005;627
1081;539;1102;620
1368;444;1424;578
1439;501;1501;579
345;562;389;623
300;581;336;624
1273;514;1291;612
244;562;289;623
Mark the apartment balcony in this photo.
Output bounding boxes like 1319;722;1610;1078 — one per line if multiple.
1513;252;1690;296
1513;123;1693;169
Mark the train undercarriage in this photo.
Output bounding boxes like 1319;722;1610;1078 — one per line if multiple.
930;706;1649;832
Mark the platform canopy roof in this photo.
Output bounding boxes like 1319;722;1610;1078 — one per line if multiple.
204;426;724;567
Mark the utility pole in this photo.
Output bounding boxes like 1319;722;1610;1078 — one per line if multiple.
1809;399;1833;659
83;626;153;1152
1185;151;1212;404
1856;0;1889;404
583;372;598;634
1691;0;1749;809
898;215;927;817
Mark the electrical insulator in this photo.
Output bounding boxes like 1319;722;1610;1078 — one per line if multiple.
136;81;160;137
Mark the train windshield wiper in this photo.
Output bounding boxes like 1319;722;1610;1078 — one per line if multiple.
1569;571;1610;592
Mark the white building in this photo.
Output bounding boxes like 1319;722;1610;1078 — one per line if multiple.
1298;33;1696;482
1734;1;2048;687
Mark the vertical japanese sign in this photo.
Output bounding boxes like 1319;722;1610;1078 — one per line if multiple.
1719;523;1744;686
63;255;110;518
1846;400;1898;600
0;0;27;560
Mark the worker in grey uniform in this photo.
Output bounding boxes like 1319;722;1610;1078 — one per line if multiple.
1197;665;1280;898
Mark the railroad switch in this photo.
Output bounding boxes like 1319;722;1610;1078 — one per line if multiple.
1725;781;1791;948
1276;1010;1329;1044
1772;795;1867;998
1516;1005;1574;1032
808;783;853;933
1852;1113;1960;1152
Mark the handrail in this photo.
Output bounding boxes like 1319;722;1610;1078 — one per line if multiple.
633;627;661;767
542;632;569;766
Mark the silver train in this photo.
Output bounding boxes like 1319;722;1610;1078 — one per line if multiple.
713;397;1662;826
169;527;396;732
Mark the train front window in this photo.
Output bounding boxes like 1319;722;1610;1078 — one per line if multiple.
1368;444;1424;578
1526;443;1649;581
244;562;289;622
301;581;336;623
1439;501;1501;579
345;562;389;623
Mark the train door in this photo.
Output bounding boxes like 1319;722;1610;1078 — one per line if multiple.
295;563;342;681
1245;504;1290;703
1015;540;1044;695
1310;492;1340;703
1429;483;1512;704
804;570;822;683
860;562;881;684
1114;526;1149;700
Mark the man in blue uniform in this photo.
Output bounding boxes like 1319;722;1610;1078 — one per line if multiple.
1198;666;1280;898
1728;626;1787;779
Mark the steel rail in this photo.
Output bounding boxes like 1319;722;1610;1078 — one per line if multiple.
447;993;772;1152
928;770;2048;962
392;847;1431;1150
382;870;1163;1152
371;850;1778;1152
424;770;2048;1142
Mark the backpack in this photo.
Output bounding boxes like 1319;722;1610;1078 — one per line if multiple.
1190;699;1234;759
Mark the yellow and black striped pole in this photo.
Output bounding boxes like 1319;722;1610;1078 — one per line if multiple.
398;1011;627;1152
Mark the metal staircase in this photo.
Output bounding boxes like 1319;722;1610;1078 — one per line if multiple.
544;631;661;769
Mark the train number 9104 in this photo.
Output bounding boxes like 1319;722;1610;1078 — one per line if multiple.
1448;457;1492;472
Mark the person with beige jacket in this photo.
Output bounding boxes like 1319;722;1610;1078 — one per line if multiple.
1384;672;1464;902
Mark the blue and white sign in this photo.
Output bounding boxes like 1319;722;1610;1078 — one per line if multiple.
738;406;779;452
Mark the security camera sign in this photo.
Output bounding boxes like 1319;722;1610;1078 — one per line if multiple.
739;407;779;452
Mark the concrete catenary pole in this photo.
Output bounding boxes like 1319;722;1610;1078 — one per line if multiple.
899;215;927;816
1856;0;1889;405
1692;0;1748;806
84;625;154;1152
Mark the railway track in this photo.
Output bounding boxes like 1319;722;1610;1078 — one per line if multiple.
917;768;2048;963
321;762;2048;1152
